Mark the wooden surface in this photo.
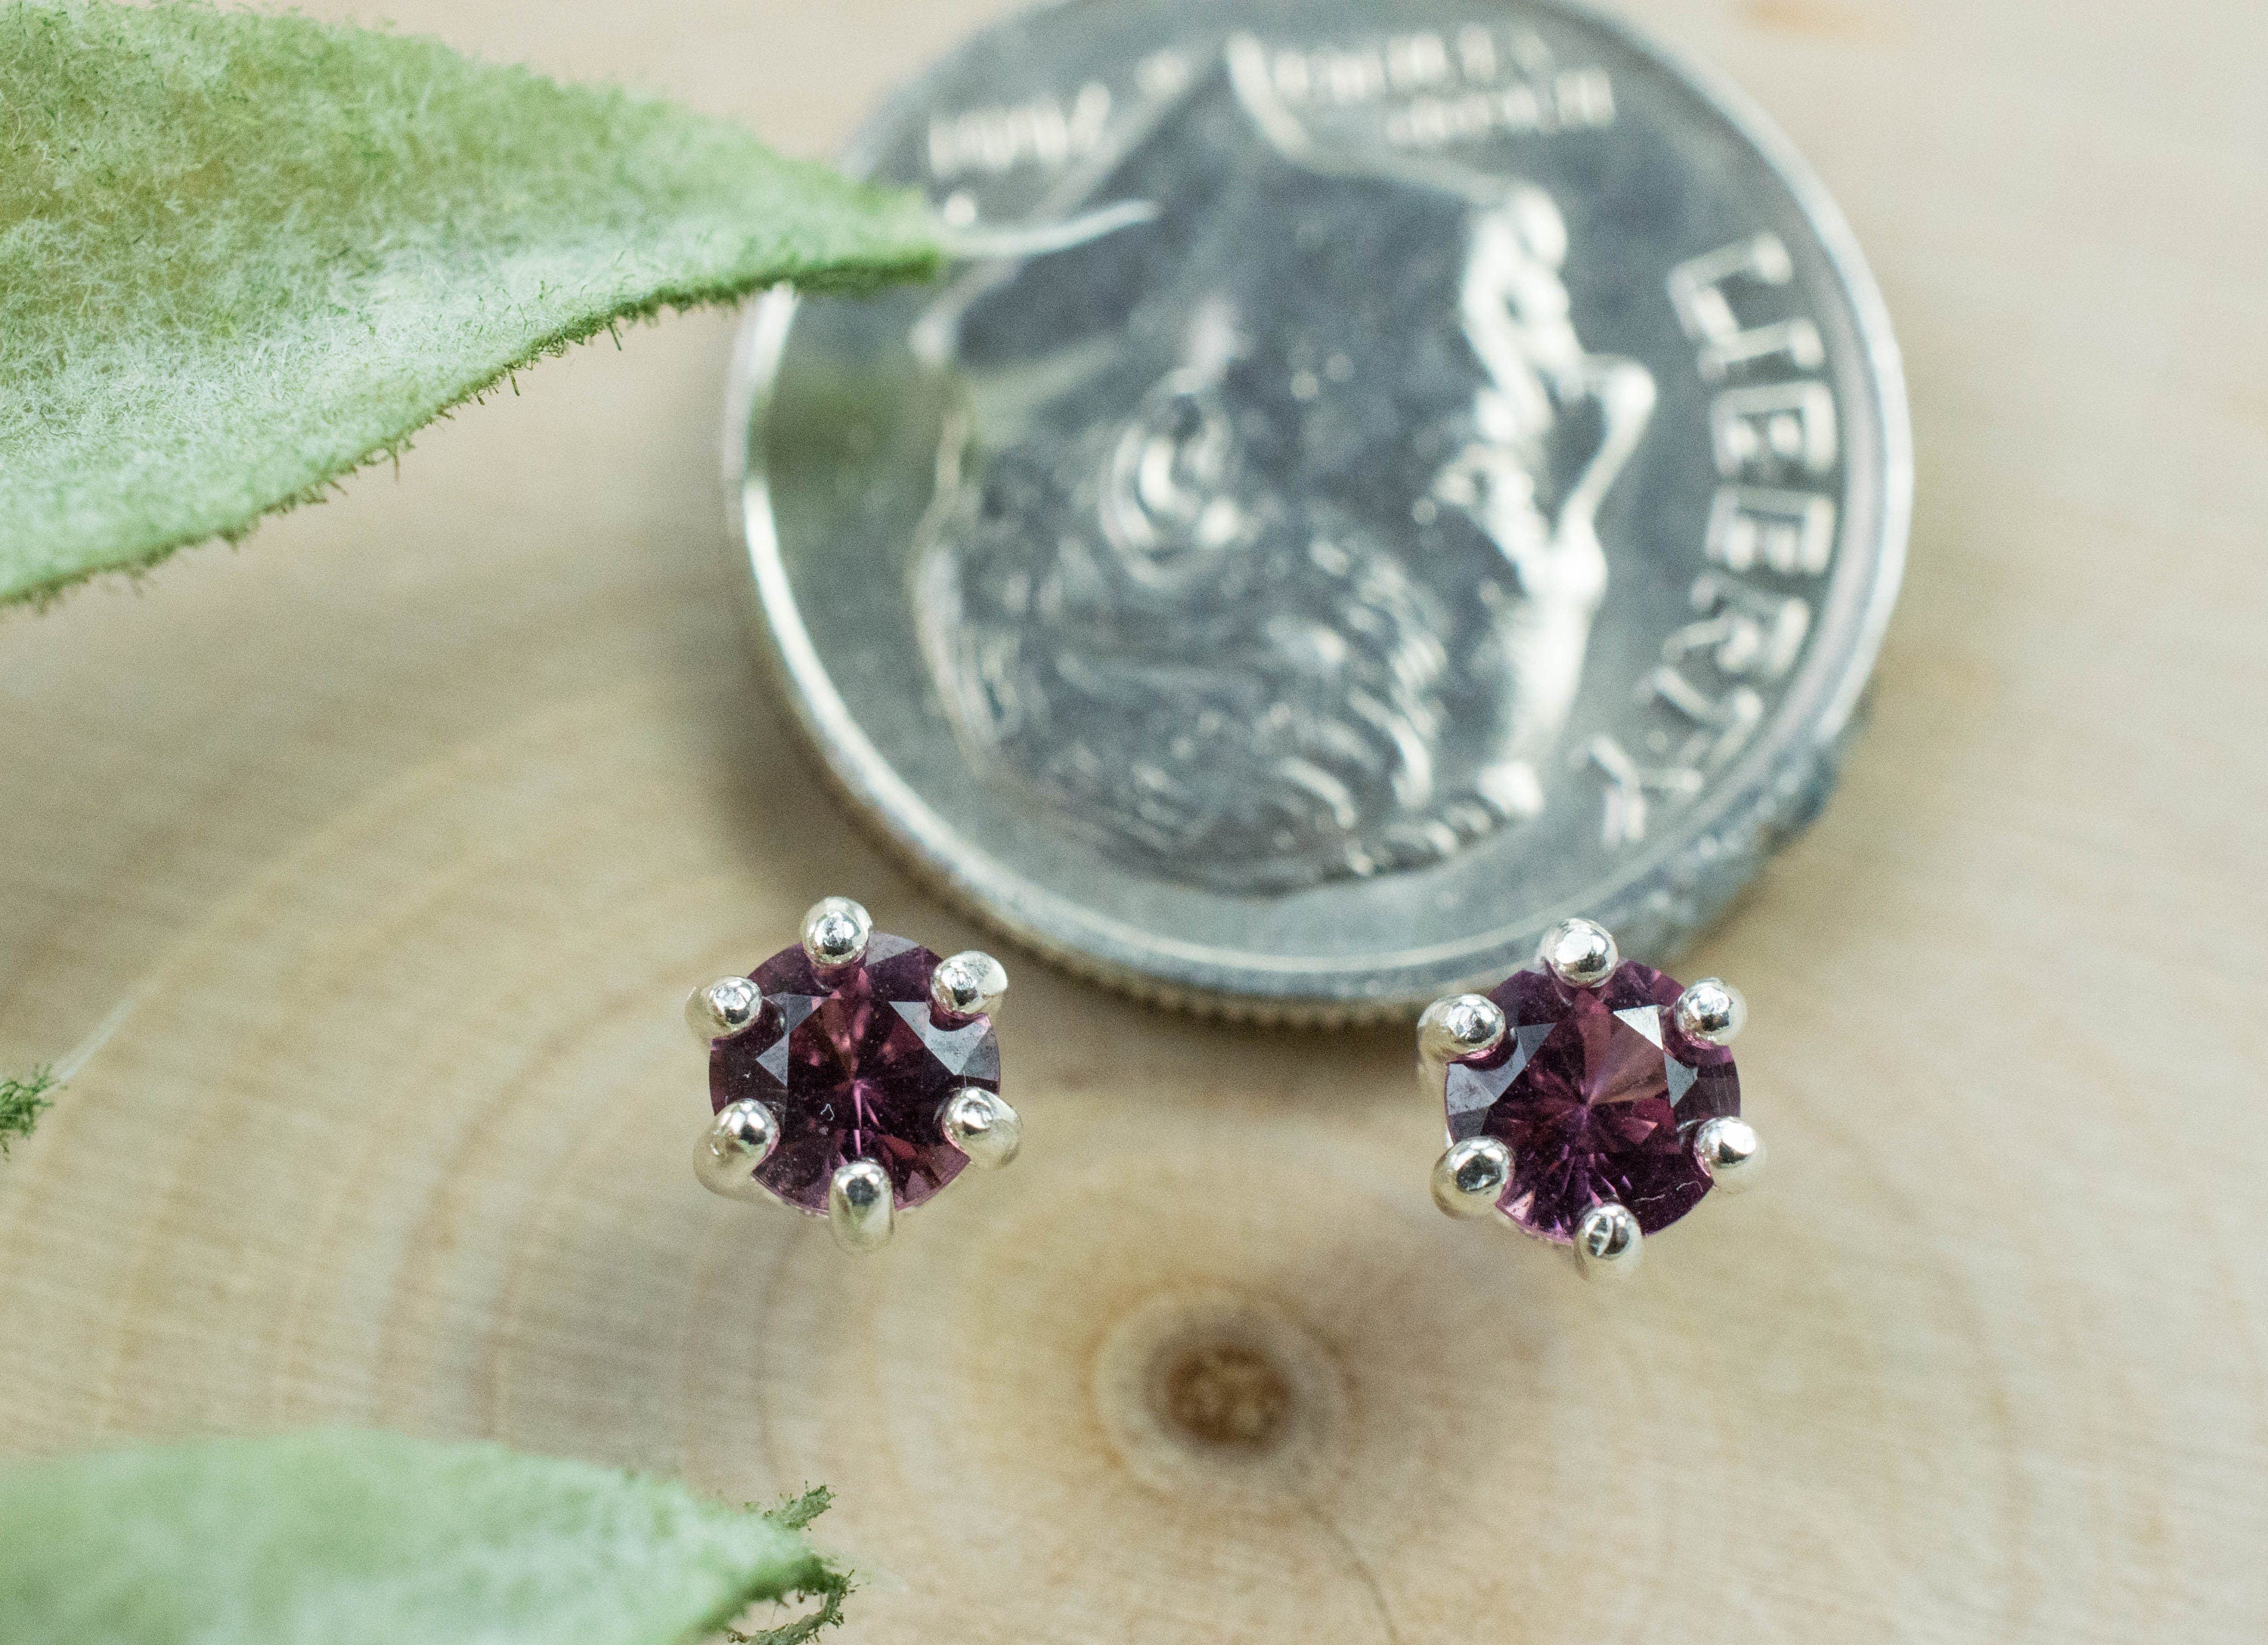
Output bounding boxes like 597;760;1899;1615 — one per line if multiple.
3;1;2263;1640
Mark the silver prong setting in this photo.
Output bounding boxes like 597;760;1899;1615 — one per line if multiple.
827;1159;896;1253
685;976;764;1045
1539;917;1619;989
1431;1135;1512;1219
1673;977;1747;1048
1418;993;1507;1064
801;897;873;972
1415;992;1507;1098
940;1086;1021;1169
1572;1203;1643;1281
1695;1115;1765;1192
931;950;1009;1020
692;1098;779;1201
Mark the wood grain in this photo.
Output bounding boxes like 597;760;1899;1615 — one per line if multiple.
2;2;2263;1640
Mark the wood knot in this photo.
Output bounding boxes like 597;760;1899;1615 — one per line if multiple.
1157;1339;1293;1451
1092;1288;1344;1499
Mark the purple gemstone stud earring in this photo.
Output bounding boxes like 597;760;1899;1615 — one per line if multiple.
1418;916;1764;1282
686;897;1015;1253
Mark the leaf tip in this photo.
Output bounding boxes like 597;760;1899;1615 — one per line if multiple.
0;1066;57;1158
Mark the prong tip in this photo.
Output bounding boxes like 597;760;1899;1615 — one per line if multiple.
1431;1135;1512;1219
931;950;1009;1020
1695;1115;1765;1191
940;1086;1021;1169
801;897;873;971
692;1098;779;1200
1572;1203;1643;1281
1418;993;1508;1064
1539;918;1619;989
1674;978;1746;1048
827;1158;896;1253
686;976;764;1045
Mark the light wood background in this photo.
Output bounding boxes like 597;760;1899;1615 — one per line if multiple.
3;1;2263;1640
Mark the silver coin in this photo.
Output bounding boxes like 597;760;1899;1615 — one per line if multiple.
725;0;1909;1018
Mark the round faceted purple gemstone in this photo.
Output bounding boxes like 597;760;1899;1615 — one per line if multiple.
708;933;999;1213
1444;960;1739;1242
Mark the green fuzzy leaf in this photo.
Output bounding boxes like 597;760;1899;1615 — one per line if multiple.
0;1430;847;1645
0;0;943;606
0;1066;55;1157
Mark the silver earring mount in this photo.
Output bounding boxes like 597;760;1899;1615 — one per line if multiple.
689;899;1015;1252
828;1159;896;1252
940;1086;1021;1169
1431;1135;1513;1219
693;1098;779;1202
685;975;763;1044
801;896;873;971
1673;977;1746;1047
931;950;1009;1019
1573;1203;1644;1281
1418;916;1762;1283
1538;916;1619;989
